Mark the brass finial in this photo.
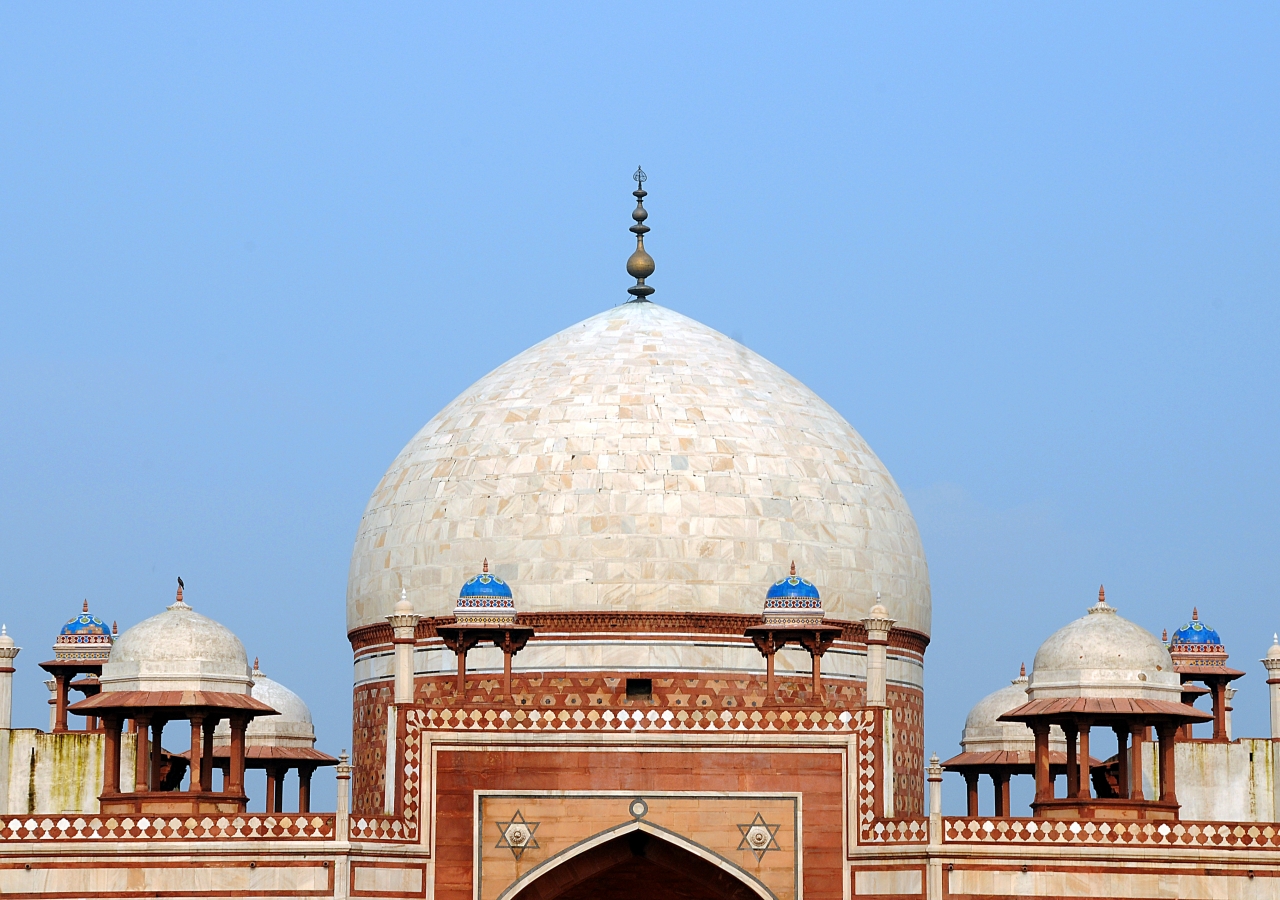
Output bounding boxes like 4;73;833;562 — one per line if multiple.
626;167;655;302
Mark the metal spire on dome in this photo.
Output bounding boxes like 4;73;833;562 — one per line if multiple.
82;599;89;613
625;167;655;302
1020;662;1026;678
790;561;796;576
170;576;188;609
483;558;489;574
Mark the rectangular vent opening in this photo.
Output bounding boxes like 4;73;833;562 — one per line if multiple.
626;678;653;700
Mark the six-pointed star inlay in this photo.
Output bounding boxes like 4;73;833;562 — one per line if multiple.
495;810;540;860
737;812;782;860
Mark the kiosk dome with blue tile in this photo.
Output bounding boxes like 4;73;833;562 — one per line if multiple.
762;561;824;626
453;559;516;625
1166;607;1243;742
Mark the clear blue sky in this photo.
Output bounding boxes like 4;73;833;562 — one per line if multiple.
1;4;1277;814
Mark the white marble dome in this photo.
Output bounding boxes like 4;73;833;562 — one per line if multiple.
215;664;315;748
961;670;1065;754
102;592;252;695
1027;590;1180;702
347;302;930;635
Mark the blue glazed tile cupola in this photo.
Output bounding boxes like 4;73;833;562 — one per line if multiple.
454;559;517;625
762;562;825;626
53;599;114;662
1169;608;1223;648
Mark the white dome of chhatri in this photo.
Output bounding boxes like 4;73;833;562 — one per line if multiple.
102;585;252;695
215;661;316;748
961;667;1066;755
347;302;930;636
1027;587;1179;702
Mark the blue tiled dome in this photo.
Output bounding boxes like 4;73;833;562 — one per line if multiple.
459;573;513;600
1170;608;1221;646
60;612;109;637
765;574;820;602
454;560;517;624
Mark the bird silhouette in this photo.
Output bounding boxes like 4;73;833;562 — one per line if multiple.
177;576;184;590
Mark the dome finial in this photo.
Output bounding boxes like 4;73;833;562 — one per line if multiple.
1098;585;1106;605
1192;606;1199;621
82;599;89;614
625;167;655;302
112;621;117;635
1020;662;1026;678
483;558;489;574
790;560;796;577
170;576;189;610
1163;628;1168;642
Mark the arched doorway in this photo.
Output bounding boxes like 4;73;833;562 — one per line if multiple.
510;828;771;900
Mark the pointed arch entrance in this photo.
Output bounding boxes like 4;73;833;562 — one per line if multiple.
507;825;774;900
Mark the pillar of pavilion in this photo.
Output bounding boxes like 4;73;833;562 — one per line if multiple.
1165;609;1244;742
1000;588;1210;821
69;580;277;816
38;600;115;733
745;563;841;699
435;561;535;699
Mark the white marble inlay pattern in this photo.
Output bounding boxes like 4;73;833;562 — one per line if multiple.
347;302;929;636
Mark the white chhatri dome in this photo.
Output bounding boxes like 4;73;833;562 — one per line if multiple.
102;588;252;695
347;302;930;635
961;668;1066;755
1027;588;1180;702
215;662;316;748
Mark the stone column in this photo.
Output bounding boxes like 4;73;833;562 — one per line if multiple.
1063;723;1079;798
335;751;351;843
44;679;56;732
1112;725;1129;800
994;771;1011;817
134;713;151;791
927;754;943;900
862;598;894;708
149;718;166;791
1032;723;1051;805
201;718;217;792
188;715;205;792
1156;723;1177;805
298;764;315;814
102;716;122;794
52;673;70;733
1262;638;1280;819
0;628;19;730
1129;724;1147;800
387;589;420;706
964;772;979;816
227;716;247;796
1076;723;1091;800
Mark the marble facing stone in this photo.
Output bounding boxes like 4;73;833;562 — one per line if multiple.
347;302;930;636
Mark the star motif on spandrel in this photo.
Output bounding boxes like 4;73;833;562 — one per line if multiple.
737;812;781;861
495;810;540;860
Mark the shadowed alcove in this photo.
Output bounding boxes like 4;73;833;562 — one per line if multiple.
511;830;766;900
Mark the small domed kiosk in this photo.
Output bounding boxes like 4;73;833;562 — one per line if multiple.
70;581;277;815
942;666;1086;816
745;563;843;697
435;561;535;698
38;600;115;733
182;660;338;813
1167;608;1243;741
1000;587;1210;820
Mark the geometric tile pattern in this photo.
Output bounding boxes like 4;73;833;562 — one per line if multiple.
737;812;781;860
0;814;333;841
494;810;539;859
